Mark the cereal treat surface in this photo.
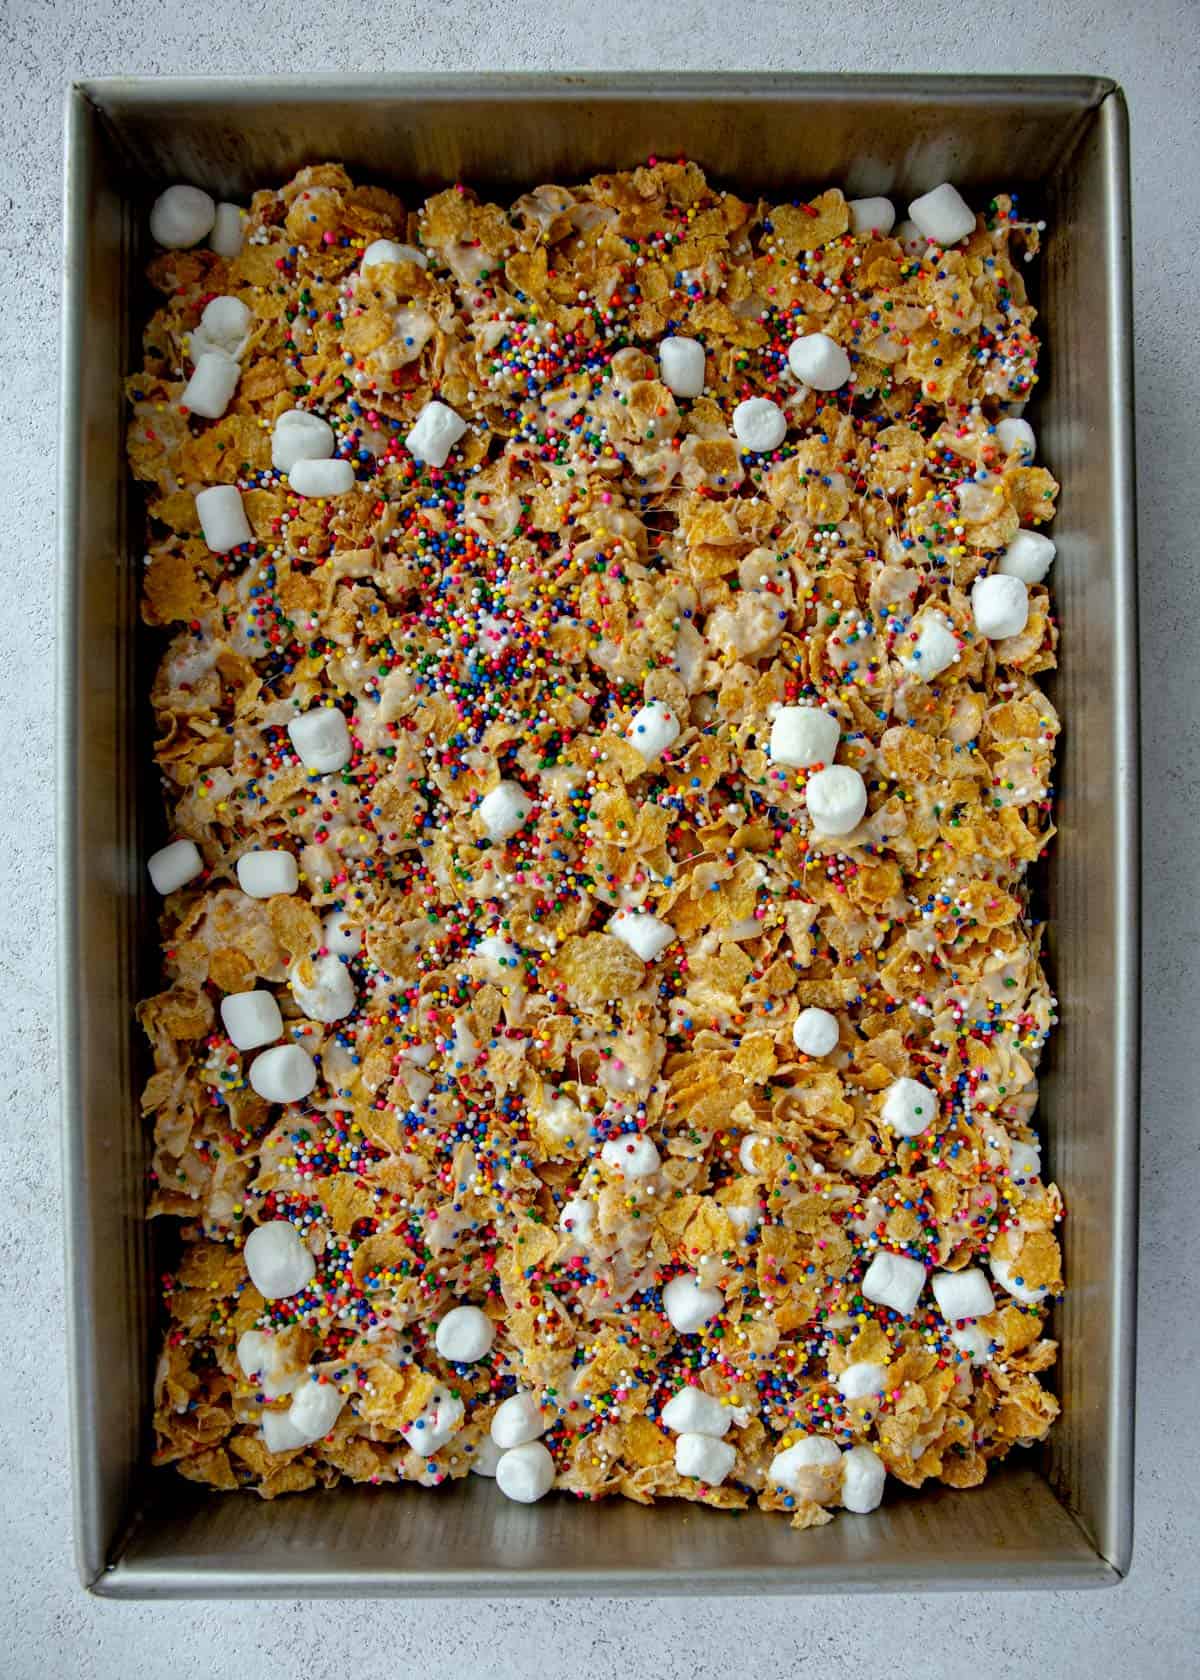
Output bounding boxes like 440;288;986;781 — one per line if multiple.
131;164;1063;1519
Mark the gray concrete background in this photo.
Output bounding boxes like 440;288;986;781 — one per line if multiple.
1;2;1196;1674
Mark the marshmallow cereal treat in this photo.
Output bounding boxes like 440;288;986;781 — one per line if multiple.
130;163;1064;1527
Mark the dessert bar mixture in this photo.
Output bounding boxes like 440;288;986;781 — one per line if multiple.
130;161;1063;1523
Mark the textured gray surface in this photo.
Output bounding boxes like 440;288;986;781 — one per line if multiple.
2;2;1198;1674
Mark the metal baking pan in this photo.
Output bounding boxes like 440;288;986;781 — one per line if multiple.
58;72;1139;1597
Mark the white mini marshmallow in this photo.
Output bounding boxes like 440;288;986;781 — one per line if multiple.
272;409;336;472
236;1330;301;1399
972;573;1029;640
181;351;240;419
792;1006;840;1058
932;1267;995;1322
601;1134;661;1178
847;196;896;235
290;954;355;1023
902;610;959;680
894;218;926;254
195;295;252;356
841;1444;887;1513
609;908;675;962
244;1219;315;1299
676;1432;737;1486
989;1253;1049;1304
236;850;298;898
470;1435;503;1477
406;400;468;468
150;184;216;249
660;1388;732;1438
478;779;532;840
787;332;852;391
491;1390;545;1449
805;764;868;836
999;529;1056;584
908;183;975;247
881;1075;938;1137
738;1134;768;1174
861;1250;926;1316
628;699;680;763
495;1440;556;1503
995;416;1036;460
261;1409;308;1453
288;1381;345;1445
541;1096;585;1145
249;1043;317;1105
435;1304;496;1364
559;1196;597;1243
322;909;362;956
659;335;706;397
402;1385;464;1454
769;705;840;768
663;1272;723;1334
288;706;351;773
362;238;428;271
289;457;355;498
768;1434;841;1493
195;485;252;553
1008;1139;1042;1184
732;396;787;453
951;1324;994;1365
221;989;283;1051
836;1361;888;1401
147;838;203;894
211;202;245;258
